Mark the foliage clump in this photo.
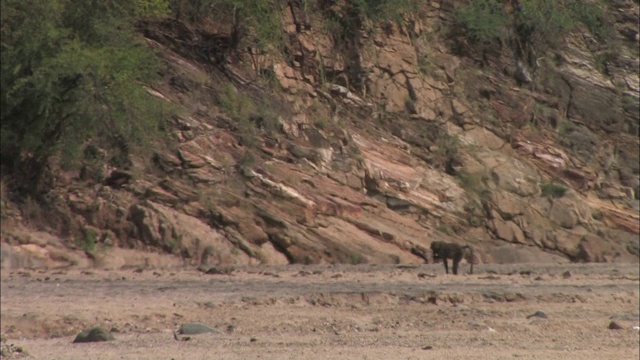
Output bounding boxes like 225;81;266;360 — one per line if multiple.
540;182;568;198
169;0;286;53
453;0;613;52
1;0;171;190
454;0;509;46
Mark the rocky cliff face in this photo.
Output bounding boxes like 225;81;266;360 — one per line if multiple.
1;1;638;268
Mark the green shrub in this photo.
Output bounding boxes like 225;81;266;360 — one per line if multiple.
432;133;462;175
454;0;508;45
215;83;282;146
169;0;285;52
0;178;7;215
238;151;256;168
77;228;98;255
457;171;488;193
454;0;614;52
348;254;365;265
217;84;256;120
540;182;568;198
515;0;575;48
568;1;611;40
416;56;436;76
351;0;419;24
216;84;258;146
19;196;50;230
1;0;171;187
313;116;330;130
436;224;453;235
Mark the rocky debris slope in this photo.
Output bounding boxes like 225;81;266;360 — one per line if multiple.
1;1;638;268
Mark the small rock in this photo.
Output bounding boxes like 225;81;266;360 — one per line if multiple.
73;327;115;343
177;149;206;168
608;321;625;330
562;271;571;279
467;321;493;331
397;264;419;269
198;266;235;275
250;337;257;342
0;343;26;358
422;345;433;350
178;322;219;335
196;301;215;309
527;311;548;319
417;272;436;279
386;196;412;211
104;170;132;189
172;331;192;342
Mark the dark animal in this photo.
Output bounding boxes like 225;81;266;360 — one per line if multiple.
430;241;474;275
410;245;430;264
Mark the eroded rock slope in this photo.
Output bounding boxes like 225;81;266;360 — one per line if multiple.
1;1;638;268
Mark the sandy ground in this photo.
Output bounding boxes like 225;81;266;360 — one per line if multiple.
1;263;639;360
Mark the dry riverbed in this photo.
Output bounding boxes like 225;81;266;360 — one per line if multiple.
1;263;639;359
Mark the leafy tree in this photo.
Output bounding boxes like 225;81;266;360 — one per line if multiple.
1;0;170;190
454;0;508;46
514;0;575;49
453;0;613;51
169;0;285;53
351;0;419;24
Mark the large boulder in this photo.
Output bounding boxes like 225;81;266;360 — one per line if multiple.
127;201;253;265
73;327;115;343
547;191;592;230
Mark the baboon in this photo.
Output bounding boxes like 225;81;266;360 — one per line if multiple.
430;241;474;275
410;245;430;264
